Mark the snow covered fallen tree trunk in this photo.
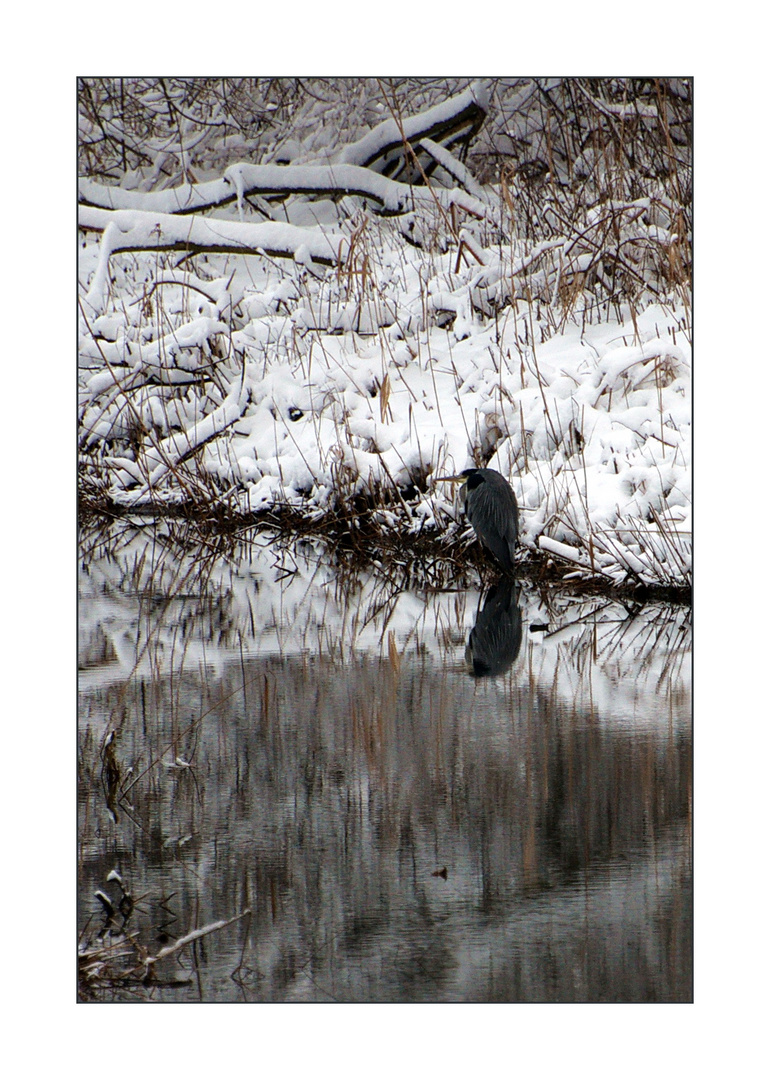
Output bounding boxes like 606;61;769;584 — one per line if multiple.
78;162;487;219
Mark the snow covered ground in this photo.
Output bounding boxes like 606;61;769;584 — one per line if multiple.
78;79;691;591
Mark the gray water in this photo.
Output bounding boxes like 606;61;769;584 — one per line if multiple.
78;519;691;1002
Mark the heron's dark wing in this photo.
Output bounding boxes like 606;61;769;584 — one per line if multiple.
466;474;518;571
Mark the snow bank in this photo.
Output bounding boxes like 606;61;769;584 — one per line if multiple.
79;80;691;590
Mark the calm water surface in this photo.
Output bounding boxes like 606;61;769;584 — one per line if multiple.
78;520;691;1002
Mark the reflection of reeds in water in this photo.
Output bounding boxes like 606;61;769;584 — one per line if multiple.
80;650;691;1000
528;593;691;728
78;521;691;1001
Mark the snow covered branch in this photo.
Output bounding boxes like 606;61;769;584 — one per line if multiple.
418;138;487;200
79;205;349;312
338;80;489;175
113;372;251;496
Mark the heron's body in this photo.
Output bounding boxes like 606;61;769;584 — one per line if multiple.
436;467;519;573
462;468;518;572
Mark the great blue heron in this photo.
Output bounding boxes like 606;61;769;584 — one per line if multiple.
435;467;519;574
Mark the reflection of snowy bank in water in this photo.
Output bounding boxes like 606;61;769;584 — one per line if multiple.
78;520;690;738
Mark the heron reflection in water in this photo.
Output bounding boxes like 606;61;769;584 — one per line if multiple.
434;467;519;575
466;579;523;677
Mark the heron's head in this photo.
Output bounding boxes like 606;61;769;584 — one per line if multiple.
434;468;480;480
433;469;486;512
434;468;484;489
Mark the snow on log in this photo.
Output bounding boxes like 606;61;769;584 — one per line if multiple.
538;535;614;574
78;162;486;219
79;205;350;313
78;174;237;215
221;163;486;218
337;81;489;179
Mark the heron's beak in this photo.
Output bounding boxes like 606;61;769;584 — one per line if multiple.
433;474;465;483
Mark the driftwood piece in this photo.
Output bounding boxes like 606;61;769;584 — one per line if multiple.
78;205;348;263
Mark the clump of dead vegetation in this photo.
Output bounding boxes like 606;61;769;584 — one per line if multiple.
78;867;251;1001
